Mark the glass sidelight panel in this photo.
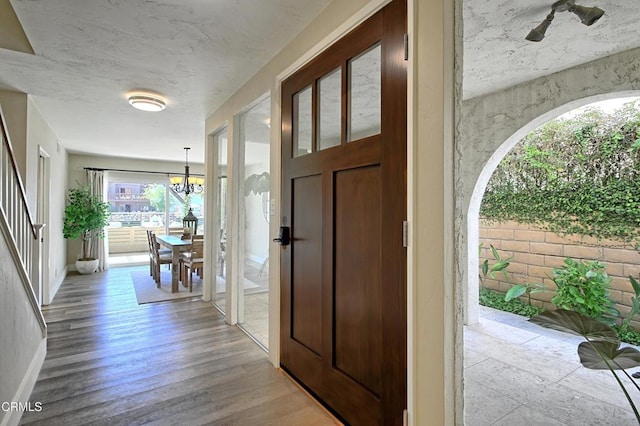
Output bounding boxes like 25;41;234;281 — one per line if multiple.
293;86;312;157
213;128;228;313
318;68;342;150
239;96;271;349
348;43;381;142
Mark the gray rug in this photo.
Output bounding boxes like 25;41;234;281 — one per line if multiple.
131;269;202;304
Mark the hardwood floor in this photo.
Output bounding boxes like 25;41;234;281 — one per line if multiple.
21;265;338;426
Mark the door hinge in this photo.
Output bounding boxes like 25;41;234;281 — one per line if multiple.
403;409;409;426
403;34;409;61
402;221;409;248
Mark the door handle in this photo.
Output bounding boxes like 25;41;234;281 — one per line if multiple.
273;226;290;246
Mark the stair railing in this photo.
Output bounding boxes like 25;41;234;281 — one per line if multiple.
0;105;47;336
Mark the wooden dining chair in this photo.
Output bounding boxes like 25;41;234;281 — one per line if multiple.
150;233;172;287
146;230;154;277
168;226;183;236
182;238;204;292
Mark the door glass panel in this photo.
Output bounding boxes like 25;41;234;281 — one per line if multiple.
239;96;271;349
348;43;381;142
318;68;342;150
213;128;228;313
293;86;312;157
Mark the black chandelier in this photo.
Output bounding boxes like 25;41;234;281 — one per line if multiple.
170;147;204;195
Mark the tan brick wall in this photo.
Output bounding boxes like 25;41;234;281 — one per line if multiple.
479;219;640;327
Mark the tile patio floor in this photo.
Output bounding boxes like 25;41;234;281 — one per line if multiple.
465;306;640;425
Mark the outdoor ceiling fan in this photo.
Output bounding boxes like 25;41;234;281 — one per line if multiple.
525;0;604;42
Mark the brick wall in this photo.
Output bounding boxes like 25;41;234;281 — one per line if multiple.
479;219;640;325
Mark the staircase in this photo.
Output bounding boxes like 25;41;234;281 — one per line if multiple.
0;104;47;426
0;106;45;334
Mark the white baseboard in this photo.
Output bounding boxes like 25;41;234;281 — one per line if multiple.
0;338;46;426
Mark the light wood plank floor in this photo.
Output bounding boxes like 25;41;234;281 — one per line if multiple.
21;265;338;426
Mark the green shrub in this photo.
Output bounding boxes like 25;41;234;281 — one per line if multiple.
614;325;640;347
479;287;544;317
481;100;640;244
550;258;619;325
619;276;640;335
479;243;511;286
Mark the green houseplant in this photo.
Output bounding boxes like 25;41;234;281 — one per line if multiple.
63;185;111;274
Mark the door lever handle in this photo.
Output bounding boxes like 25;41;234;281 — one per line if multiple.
274;226;290;246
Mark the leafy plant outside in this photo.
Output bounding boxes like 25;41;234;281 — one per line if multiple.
550;258;619;325
481;100;640;244
478;243;511;286
244;171;270;196
479;287;544;318
505;281;547;306
620;276;640;335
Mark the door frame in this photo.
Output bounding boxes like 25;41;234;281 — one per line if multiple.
37;145;50;305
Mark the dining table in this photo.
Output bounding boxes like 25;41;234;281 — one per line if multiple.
155;234;192;293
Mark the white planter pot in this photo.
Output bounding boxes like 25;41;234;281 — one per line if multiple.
76;259;99;274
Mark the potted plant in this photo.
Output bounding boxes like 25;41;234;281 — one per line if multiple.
63;184;111;274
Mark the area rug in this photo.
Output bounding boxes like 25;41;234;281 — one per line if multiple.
131;269;202;304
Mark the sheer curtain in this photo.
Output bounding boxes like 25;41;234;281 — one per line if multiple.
86;169;109;271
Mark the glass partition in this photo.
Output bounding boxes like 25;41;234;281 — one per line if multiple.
238;96;271;348
213;128;228;313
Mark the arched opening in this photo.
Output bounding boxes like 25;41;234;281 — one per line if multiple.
463;92;640;424
465;92;640;325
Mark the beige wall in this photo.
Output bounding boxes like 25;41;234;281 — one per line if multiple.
204;0;457;424
480;220;640;323
0;90;28;181
411;0;456;423
25;98;68;304
0;91;68;305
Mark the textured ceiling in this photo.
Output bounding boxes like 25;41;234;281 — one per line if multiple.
0;0;331;163
0;0;638;162
463;0;640;99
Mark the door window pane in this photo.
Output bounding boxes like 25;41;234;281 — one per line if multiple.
318;68;342;150
348;43;381;142
293;86;312;157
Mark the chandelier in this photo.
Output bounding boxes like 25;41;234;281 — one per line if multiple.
170;147;204;195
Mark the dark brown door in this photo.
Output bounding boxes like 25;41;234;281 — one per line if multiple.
279;1;407;424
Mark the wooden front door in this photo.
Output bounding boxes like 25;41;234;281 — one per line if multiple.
279;1;407;424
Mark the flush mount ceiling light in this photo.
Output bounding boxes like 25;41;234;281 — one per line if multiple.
526;0;604;42
128;93;167;112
